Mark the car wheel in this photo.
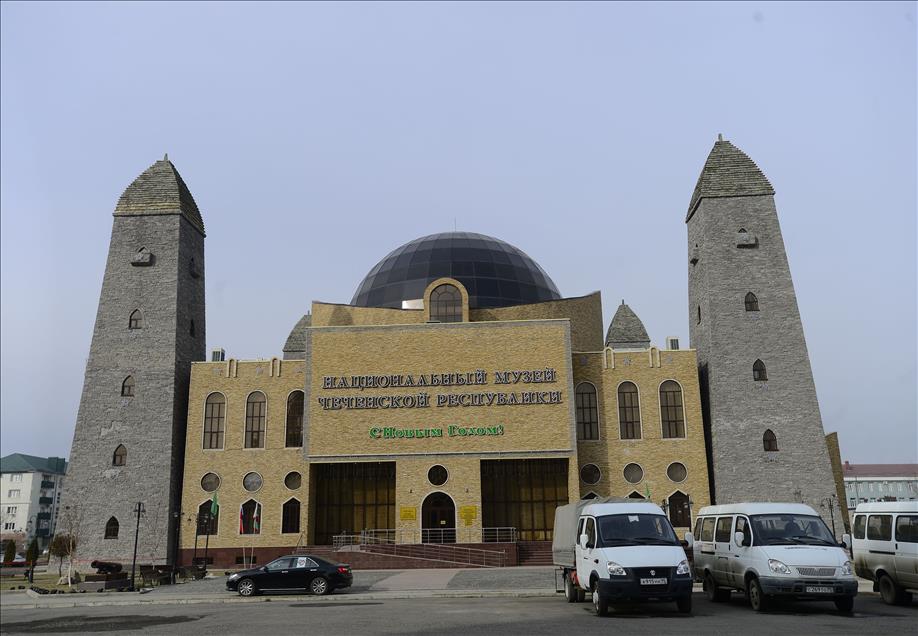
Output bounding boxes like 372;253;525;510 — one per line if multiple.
676;594;692;614
310;576;331;596
592;581;609;617
834;596;855;613
747;577;770;612
237;579;256;597
564;574;577;603
878;574;911;606
704;573;730;602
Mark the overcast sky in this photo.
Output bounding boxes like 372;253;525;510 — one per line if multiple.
1;2;915;464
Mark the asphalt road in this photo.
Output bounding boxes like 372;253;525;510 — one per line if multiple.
1;593;915;635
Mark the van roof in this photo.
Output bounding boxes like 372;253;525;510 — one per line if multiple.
581;501;665;516
853;501;918;514
696;503;818;517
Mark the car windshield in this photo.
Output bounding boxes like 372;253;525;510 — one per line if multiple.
750;514;837;546
597;514;679;546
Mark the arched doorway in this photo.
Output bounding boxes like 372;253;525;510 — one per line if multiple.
421;492;456;543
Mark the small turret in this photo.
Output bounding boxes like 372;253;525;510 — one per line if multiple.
605;301;650;349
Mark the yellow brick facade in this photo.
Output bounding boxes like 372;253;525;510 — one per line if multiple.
179;281;709;556
572;347;711;532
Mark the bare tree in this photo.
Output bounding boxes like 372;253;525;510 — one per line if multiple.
57;505;84;587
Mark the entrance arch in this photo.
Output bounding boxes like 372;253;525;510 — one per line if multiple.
421;491;456;543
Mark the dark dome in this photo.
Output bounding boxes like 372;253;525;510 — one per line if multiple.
351;232;562;309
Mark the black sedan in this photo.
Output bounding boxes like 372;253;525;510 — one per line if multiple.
226;555;353;596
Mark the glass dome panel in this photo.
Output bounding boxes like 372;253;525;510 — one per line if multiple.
351;232;561;309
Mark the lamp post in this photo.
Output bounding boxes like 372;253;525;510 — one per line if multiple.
171;510;182;583
820;495;838;538
129;502;145;591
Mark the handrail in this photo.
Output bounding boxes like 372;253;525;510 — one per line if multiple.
332;527;518;546
331;534;507;567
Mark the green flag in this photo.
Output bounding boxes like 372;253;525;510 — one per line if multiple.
645;484;651;500
210;493;219;516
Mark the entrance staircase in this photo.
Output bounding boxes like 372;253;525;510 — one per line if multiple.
517;541;553;566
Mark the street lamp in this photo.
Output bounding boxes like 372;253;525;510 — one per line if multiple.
820;495;838;538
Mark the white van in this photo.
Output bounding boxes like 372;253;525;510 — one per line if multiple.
554;499;692;616
687;503;857;612
850;501;918;605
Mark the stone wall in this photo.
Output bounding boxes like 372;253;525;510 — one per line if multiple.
62;212;204;567
687;193;837;513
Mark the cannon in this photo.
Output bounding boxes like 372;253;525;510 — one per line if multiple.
90;560;123;575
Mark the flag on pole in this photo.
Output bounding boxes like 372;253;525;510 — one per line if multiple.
645;484;651;500
239;505;244;534
254;503;261;533
210;493;219;517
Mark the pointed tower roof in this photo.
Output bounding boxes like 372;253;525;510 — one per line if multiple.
605;301;650;349
114;155;205;234
283;313;312;357
686;137;774;222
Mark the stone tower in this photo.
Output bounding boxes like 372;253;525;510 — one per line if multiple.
62;156;205;565
686;138;836;512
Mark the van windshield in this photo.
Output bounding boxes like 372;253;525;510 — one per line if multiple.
749;514;837;546
596;514;680;547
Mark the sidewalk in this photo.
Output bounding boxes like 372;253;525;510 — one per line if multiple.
0;568;877;611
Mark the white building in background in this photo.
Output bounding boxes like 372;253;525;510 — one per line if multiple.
843;462;918;510
0;454;68;549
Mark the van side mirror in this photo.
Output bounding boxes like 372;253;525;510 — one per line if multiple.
734;531;750;547
579;534;589;549
841;533;851;549
683;532;694;548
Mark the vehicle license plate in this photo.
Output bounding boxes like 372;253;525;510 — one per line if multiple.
805;586;834;594
640;577;667;585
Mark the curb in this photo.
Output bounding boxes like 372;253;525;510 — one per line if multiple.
2;588;559;610
1;585;879;611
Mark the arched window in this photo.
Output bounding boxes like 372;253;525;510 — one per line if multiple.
240;499;261;535
121;376;134;397
245;391;266;448
575;383;599;440
753;359;768;381
627;491;646;499
196;500;218;536
745;292;759;311
128;310;143;330
668;491;691;528
660;380;686;438
282;498;301;534
429;284;462;323
617;381;641;439
203;393;225;450
112;444;126;467
763;429;779;451
285;391;304;448
104;517;119;539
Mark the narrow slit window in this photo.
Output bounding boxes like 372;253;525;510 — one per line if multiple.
128;310;143;330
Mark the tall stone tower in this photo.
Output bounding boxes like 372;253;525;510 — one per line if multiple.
686;137;836;512
62;156;205;565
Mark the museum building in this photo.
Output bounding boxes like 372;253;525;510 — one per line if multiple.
177;233;711;566
62;138;840;570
